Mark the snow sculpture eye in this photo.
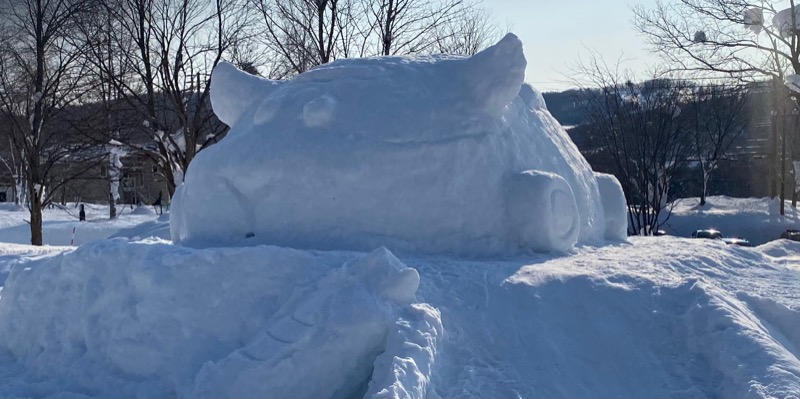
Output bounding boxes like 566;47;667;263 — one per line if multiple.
253;97;281;125
303;94;337;128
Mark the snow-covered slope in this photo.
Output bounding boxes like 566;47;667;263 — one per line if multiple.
0;237;797;398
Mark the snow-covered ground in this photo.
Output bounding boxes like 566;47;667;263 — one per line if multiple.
664;196;800;245
0;236;797;397
0;203;165;246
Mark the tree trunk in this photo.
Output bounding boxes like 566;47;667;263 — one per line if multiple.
30;198;43;246
700;168;708;206
109;192;117;219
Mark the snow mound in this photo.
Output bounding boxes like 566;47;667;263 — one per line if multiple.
415;237;800;398
130;205;157;216
758;239;800;258
0;241;424;397
0;236;799;397
171;33;625;255
109;214;171;241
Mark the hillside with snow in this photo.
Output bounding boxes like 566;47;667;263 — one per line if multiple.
0;33;797;398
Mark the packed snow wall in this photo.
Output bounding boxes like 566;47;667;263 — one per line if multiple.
171;33;627;255
0;240;432;397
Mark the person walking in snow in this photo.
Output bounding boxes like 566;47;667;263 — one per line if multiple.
153;191;163;215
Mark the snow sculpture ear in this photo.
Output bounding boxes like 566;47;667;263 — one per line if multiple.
211;62;281;127
463;33;527;115
518;83;547;111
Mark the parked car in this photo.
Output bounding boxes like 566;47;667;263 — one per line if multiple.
780;229;800;242
721;237;752;247
691;229;724;239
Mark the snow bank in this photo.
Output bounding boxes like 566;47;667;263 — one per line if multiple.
413;237;800;398
759;239;800;258
0;235;799;397
0;241;423;397
664;196;800;245
172;33;625;255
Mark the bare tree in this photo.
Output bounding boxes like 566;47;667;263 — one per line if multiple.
428;5;500;55
0;137;23;205
81;0;254;197
633;1;797;81
687;83;748;205
0;0;102;245
576;57;693;235
250;0;498;78
367;0;469;55
634;0;800;212
253;0;345;75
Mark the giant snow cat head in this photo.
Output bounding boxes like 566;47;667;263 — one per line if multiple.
170;33;627;255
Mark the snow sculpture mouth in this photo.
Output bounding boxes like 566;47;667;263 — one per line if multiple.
171;33;629;255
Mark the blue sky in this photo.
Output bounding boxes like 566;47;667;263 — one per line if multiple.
486;0;660;92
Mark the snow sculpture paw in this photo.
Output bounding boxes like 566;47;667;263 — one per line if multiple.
594;172;628;241
366;304;442;399
506;170;580;252
191;247;420;398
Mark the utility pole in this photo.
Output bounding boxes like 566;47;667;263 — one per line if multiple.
770;108;778;198
770;79;780;198
781;110;787;216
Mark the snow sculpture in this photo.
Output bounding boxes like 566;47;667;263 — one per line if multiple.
192;247;420;398
744;8;764;34
171;33;627;254
785;74;800;94
0;240;422;397
773;6;800;38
